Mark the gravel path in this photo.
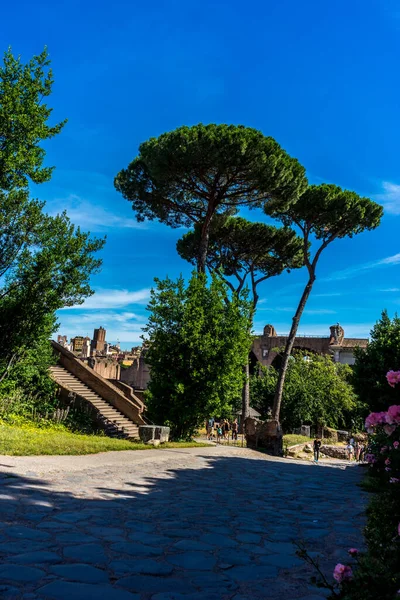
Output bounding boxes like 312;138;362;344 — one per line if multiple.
0;445;367;599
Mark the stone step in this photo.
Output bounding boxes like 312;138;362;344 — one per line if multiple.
50;364;141;439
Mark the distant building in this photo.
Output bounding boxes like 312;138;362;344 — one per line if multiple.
57;335;68;348
71;336;84;353
91;326;106;354
81;337;91;358
252;323;368;368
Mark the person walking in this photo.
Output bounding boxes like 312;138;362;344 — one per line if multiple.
346;440;354;461
224;419;230;441
313;437;321;463
207;417;214;440
354;439;360;461
358;443;365;462
232;419;238;441
216;424;223;444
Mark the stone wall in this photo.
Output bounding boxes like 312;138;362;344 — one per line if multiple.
120;355;150;390
82;357;120;380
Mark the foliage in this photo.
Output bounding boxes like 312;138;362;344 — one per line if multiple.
115;123;307;270
177;215;304;422
251;352;357;431
0;422;209;455
0;189;105;380
0;47;66;190
298;375;400;600
353;310;400;413
143;272;252;439
177;215;304;306
265;183;383;423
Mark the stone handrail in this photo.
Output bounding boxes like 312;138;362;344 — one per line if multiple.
51;341;146;425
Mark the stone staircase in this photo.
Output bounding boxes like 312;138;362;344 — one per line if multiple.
50;365;140;440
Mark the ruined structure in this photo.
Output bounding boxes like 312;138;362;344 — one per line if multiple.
84;357;121;380
120;346;150;390
252;323;368;368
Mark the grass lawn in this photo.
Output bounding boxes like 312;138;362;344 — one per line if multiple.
283;434;345;447
0;423;208;456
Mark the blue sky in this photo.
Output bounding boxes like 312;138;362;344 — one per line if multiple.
3;0;400;347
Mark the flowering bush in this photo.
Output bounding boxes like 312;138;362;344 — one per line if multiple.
326;372;400;599
299;371;400;599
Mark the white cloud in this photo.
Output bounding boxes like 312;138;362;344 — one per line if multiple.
46;194;146;231
379;288;400;292
324;253;400;281
61;288;151;310
376;181;400;215
56;310;147;344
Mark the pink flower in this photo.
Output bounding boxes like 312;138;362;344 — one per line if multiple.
365;412;388;429
390;478;400;483
385;458;391;465
394;441;400;449
385;467;392;471
380;446;388;453
333;563;353;583
386;405;400;425
384;425;397;436
348;548;358;556
364;453;376;464
386;370;400;387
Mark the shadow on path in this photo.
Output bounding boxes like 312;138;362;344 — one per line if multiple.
0;451;368;600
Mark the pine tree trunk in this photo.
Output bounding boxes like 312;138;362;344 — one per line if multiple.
271;273;316;422
241;360;250;430
197;205;214;273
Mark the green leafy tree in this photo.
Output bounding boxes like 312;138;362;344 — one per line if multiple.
0;47;66;190
266;184;383;424
177;215;304;422
353;310;400;412
0;314;58;418
143;273;252;439
177;215;304;307
0;190;105;380
251;352;357;431
115;123;307;271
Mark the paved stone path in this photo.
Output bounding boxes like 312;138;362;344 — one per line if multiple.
0;446;367;599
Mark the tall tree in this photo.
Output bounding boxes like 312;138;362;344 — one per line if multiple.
177;215;304;422
353;310;400;412
143;273;252;439
266;184;382;424
114;124;307;271
0;47;66;190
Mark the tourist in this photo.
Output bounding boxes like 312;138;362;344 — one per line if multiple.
217;424;223;443
354;439;360;461
232;419;238;441
207;417;214;440
224;419;230;440
358;443;365;462
207;419;215;440
313;437;321;463
346;440;354;461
